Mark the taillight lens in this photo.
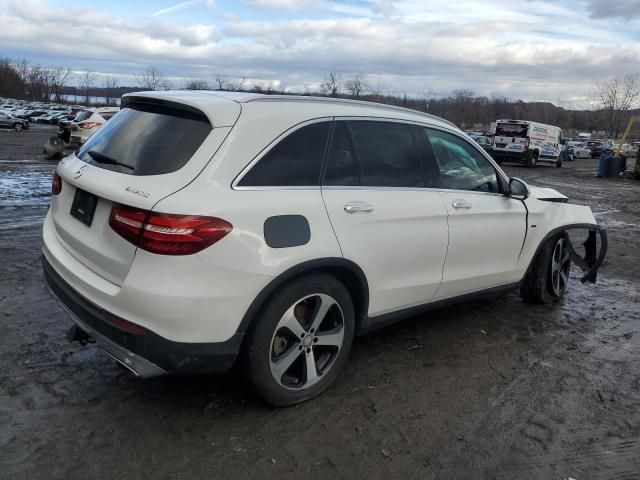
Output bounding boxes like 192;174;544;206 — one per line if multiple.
109;204;232;255
524;136;530;149
51;172;62;195
78;121;101;129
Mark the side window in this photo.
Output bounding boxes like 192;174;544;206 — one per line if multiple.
324;120;423;188
423;128;500;193
350;121;423;188
238;121;331;187
324;121;360;186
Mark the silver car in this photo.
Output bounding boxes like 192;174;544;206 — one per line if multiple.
0;112;29;131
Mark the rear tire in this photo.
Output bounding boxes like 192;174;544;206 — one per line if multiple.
521;233;571;304
526;151;537;168
13;123;23;131
244;273;355;406
556;155;563;168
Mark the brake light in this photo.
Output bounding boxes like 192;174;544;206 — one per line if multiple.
78;121;101;129
51;172;62;195
109;204;232;255
524;136;530;149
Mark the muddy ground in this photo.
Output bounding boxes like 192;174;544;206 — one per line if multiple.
1;125;639;480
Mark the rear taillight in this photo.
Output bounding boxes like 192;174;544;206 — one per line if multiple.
78;121;100;129
524;136;530;149
109;204;232;255
51;172;62;195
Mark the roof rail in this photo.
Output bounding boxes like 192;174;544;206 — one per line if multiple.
247;94;457;128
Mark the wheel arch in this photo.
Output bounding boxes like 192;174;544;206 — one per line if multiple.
237;258;370;337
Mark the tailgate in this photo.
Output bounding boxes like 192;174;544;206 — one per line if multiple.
50;96;239;285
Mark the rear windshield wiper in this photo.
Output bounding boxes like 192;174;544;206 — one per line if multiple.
87;150;134;170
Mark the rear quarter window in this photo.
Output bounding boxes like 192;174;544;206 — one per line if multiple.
237;121;331;187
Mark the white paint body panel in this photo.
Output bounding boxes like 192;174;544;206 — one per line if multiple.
42;91;600;347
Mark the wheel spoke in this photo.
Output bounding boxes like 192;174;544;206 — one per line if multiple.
271;345;302;380
314;330;343;347
561;249;571;265
560;269;568;287
279;308;306;338
304;349;319;383
310;294;336;332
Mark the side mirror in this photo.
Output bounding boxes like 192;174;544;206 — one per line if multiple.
509;177;529;200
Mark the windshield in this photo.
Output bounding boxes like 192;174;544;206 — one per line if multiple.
76;103;212;176
495;123;528;138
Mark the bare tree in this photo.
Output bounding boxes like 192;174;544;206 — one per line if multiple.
103;74;118;106
183;77;209;90
79;69;96;105
213;75;227;90
226;77;246;92
591;75;640;138
344;74;368;98
136;66;166;91
321;72;342;97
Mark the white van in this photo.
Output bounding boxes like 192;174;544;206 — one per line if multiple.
491;120;564;168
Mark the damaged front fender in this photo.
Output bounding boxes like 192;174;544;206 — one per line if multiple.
566;227;608;284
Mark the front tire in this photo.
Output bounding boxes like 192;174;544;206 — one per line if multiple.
13;123;23;131
526;151;538;168
556;155;563;168
521;234;571;303
244;273;355;406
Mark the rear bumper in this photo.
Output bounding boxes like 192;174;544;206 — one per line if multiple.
43;255;244;377
492;150;526;162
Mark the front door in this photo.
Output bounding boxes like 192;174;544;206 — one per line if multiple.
420;127;527;299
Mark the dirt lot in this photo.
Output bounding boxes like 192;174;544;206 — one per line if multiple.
1;125;639;479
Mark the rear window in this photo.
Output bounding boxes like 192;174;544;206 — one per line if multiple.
495;123;528;138
76;103;212;176
74;110;92;122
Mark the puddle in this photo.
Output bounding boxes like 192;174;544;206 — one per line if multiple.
0;166;55;207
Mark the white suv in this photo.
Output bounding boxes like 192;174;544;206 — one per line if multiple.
70;107;120;144
43;91;606;405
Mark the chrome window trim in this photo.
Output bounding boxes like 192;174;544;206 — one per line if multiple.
321;185;506;197
232;115;509;192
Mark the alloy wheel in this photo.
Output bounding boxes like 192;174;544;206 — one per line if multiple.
269;293;345;390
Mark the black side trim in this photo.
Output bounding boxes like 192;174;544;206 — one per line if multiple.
237;258;369;334
537;197;569;203
43;256;243;374
264;215;311;248
360;282;521;334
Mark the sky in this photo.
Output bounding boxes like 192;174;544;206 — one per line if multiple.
1;0;639;107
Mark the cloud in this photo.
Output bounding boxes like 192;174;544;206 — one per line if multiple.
0;0;638;107
587;0;640;18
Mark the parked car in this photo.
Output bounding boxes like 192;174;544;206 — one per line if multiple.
43;91;606;406
572;143;591;159
18;110;48;120
586;140;605;157
69;107;120;144
70;107;120;144
491;120;564;168
474;135;493;153
0;111;29;131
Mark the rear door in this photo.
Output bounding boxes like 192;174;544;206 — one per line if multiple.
321;119;449;317
420;127;527;299
52;97;240;285
494;121;528;156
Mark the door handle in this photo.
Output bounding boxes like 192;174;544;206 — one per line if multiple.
452;200;472;210
344;202;374;214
